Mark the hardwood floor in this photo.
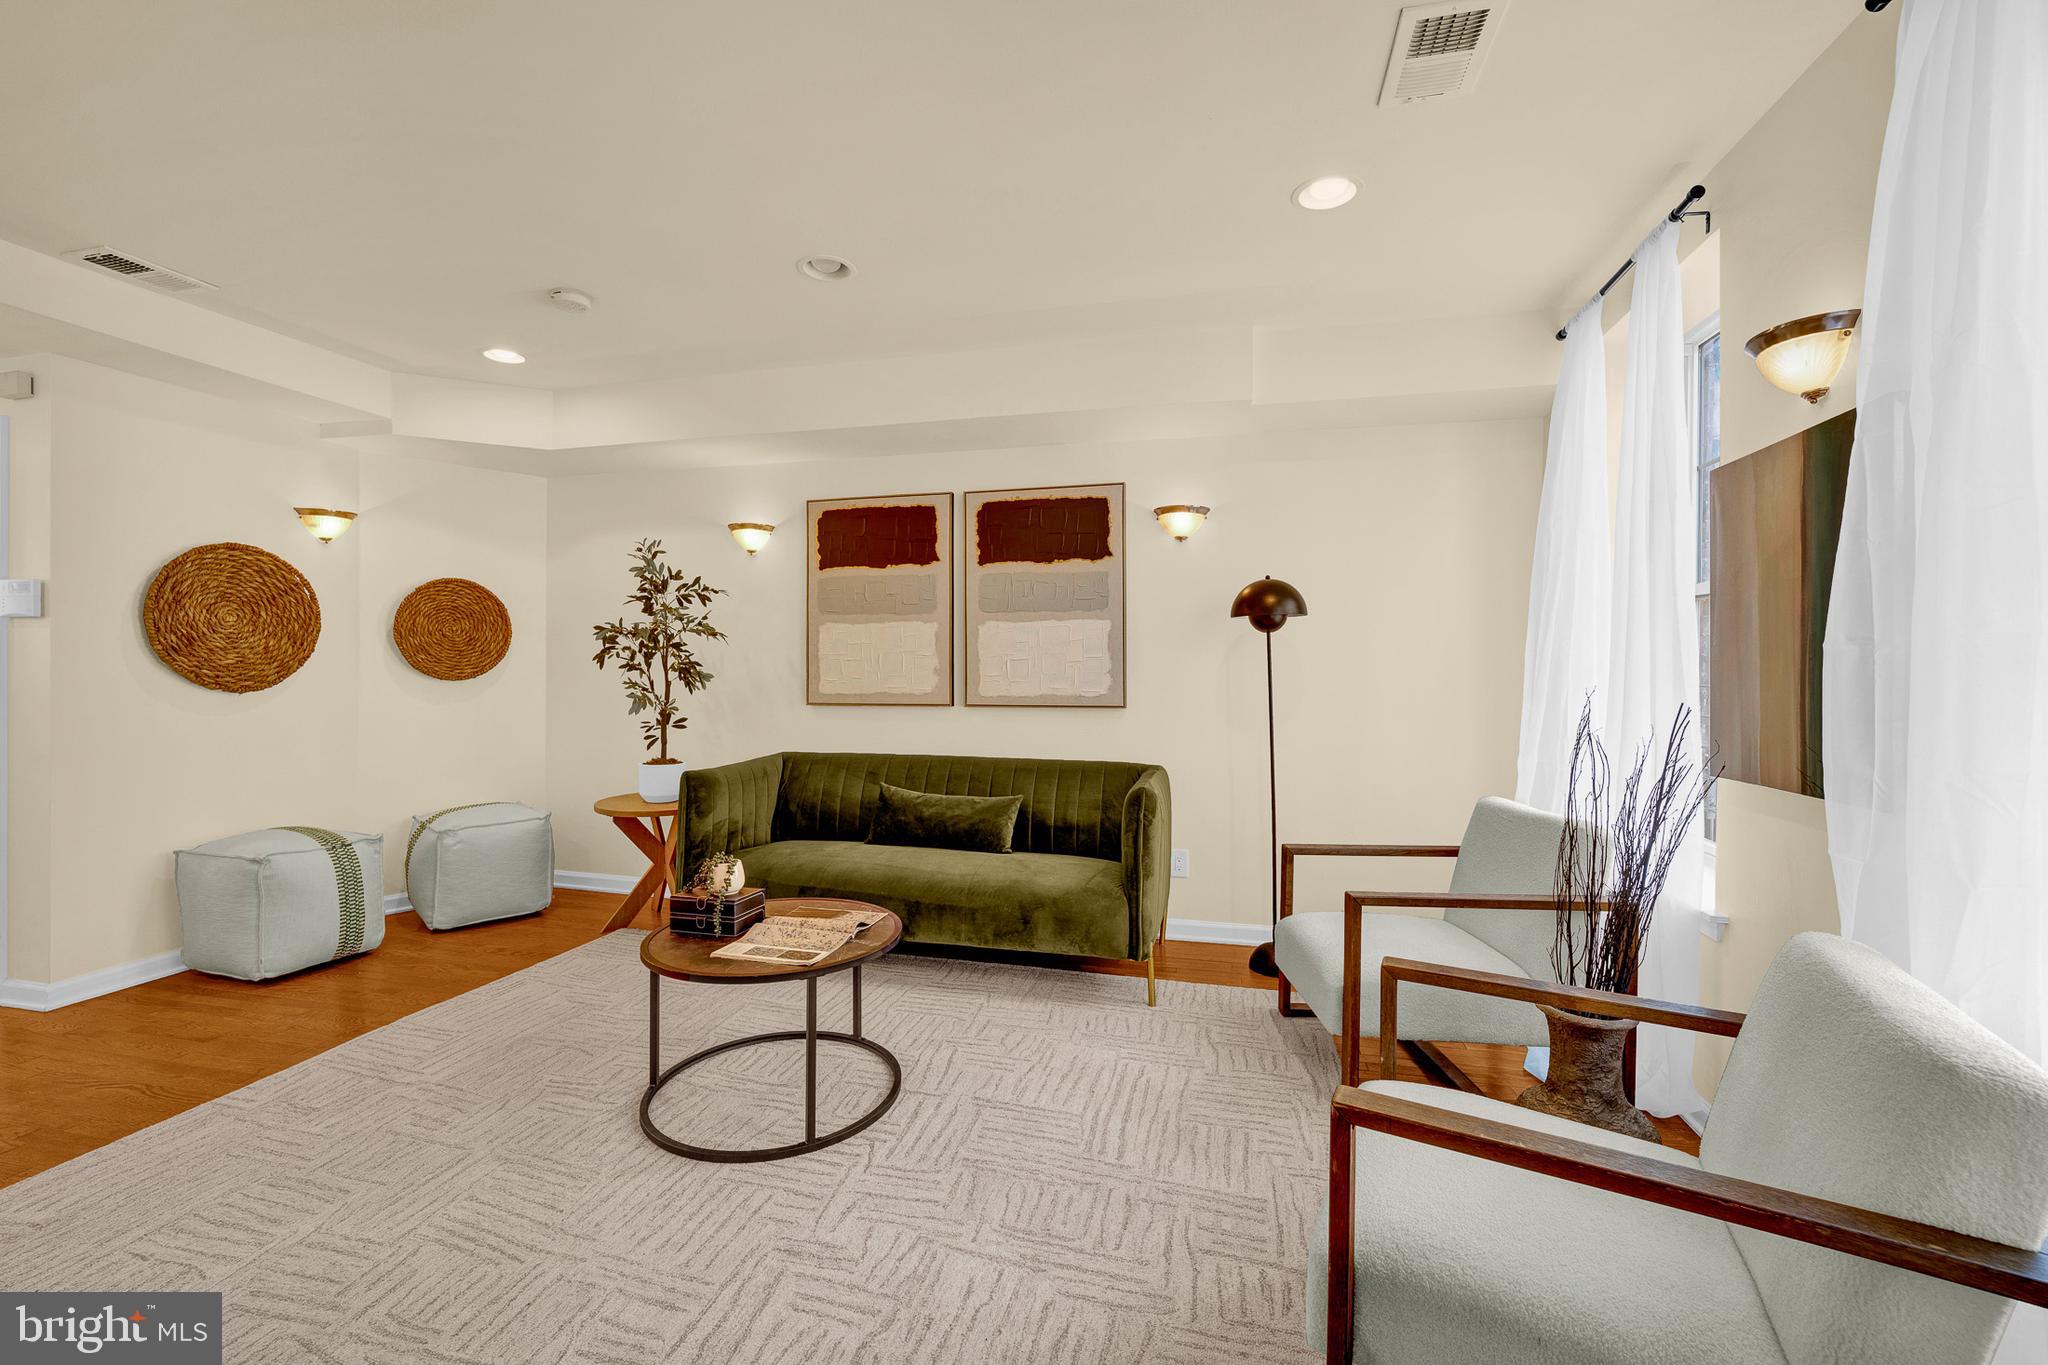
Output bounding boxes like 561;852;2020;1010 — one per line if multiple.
0;888;1693;1187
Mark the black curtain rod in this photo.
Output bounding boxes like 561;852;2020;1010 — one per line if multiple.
1554;184;1708;341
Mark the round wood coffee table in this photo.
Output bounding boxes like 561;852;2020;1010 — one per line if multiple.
639;899;903;1162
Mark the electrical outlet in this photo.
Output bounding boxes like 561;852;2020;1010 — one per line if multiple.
1170;849;1190;878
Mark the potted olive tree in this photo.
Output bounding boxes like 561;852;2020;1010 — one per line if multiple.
592;538;724;803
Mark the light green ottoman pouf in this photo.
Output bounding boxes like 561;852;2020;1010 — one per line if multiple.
405;802;554;930
175;827;385;981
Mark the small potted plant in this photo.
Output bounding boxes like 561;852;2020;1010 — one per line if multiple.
592;538;724;804
688;852;745;898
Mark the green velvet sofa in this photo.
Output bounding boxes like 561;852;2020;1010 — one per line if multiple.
673;752;1172;1002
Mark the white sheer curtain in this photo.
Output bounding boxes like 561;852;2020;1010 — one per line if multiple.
1822;0;2048;1355
1608;220;1705;1120
1517;300;1612;814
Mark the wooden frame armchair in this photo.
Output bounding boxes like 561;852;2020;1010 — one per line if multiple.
1276;797;1621;1094
1319;939;2048;1365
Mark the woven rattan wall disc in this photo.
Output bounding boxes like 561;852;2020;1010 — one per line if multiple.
393;578;512;680
143;543;322;693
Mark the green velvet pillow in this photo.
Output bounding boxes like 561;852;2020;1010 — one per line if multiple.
867;782;1022;855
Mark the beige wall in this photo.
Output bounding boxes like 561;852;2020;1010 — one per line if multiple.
546;419;1544;927
4;357;546;985
1692;10;1896;1096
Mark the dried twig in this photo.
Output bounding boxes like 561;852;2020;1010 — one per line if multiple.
1550;696;1714;1002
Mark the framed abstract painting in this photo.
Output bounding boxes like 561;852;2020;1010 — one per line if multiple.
805;493;954;705
963;482;1126;708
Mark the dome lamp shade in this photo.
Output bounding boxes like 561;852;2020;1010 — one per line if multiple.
1231;577;1308;633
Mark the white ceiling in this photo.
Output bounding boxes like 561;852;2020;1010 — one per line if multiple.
0;1;1858;391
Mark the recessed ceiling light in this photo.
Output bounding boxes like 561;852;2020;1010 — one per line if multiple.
482;347;526;364
1293;176;1359;211
798;256;856;281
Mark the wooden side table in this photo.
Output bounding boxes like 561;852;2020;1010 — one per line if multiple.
593;793;678;933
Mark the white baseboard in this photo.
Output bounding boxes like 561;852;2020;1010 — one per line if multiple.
555;868;638;894
3;894;412;1013
1162;917;1269;946
0;949;187;1013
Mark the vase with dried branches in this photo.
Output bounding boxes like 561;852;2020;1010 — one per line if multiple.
1515;697;1713;1143
592;538;724;804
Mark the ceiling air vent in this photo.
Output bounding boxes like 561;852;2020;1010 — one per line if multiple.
1378;2;1506;108
62;246;216;294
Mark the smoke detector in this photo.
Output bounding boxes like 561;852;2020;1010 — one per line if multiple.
63;246;216;294
1378;2;1507;107
548;288;594;313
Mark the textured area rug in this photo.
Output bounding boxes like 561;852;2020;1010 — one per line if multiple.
0;933;1335;1364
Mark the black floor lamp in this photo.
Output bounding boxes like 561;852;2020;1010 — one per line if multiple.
1231;575;1307;978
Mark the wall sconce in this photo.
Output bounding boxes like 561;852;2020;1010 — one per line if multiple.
294;507;356;544
727;522;775;556
1744;309;1860;404
1153;505;1210;542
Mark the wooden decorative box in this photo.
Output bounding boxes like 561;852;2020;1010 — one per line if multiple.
668;887;767;938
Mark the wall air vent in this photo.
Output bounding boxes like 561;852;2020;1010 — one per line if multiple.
62;246;216;294
1378;2;1507;108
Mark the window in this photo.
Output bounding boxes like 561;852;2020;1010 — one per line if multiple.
1689;318;1722;838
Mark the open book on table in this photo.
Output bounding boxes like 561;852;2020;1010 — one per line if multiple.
708;906;885;966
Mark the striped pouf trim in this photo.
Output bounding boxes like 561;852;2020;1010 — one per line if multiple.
404;803;502;887
274;826;368;959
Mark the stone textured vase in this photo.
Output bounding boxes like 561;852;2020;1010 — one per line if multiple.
1515;1003;1660;1144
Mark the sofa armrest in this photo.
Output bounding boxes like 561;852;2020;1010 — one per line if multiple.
1122;766;1172;961
674;753;784;883
1322;1086;2048;1364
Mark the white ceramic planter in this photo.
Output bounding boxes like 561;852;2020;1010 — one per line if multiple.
706;856;746;895
638;760;684;804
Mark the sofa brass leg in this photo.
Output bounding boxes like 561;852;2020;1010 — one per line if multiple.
1146;953;1157;1007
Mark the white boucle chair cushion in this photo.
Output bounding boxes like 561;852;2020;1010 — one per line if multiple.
1700;932;2048;1365
175;827;385;981
1274;910;1548;1046
404;802;553;931
1309;1081;1785;1365
1443;795;1571;978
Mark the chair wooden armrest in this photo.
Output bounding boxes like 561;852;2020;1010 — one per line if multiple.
1374;957;1743;1081
1334;893;1633;1085
1279;844;1460;920
1323;1086;2048;1364
1273;843;1459;1018
1350;890;1594;912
